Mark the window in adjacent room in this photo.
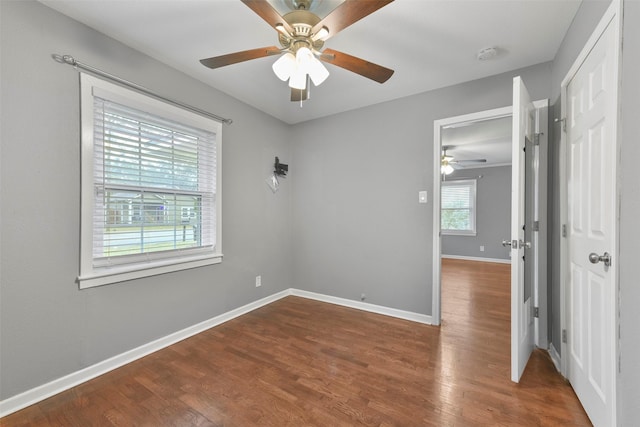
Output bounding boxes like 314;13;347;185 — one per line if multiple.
78;73;222;288
441;179;477;236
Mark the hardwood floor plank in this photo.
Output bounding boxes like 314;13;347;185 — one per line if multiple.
2;259;591;426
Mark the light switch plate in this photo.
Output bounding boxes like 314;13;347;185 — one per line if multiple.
418;191;428;204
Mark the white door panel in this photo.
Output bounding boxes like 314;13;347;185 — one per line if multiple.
511;76;535;383
566;15;617;427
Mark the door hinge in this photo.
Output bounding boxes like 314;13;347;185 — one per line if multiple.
533;307;539;318
533;133;542;146
533;221;539;232
562;329;568;343
562;224;567;237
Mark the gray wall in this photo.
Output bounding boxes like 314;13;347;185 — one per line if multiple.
618;1;640;423
442;166;511;261
290;63;551;315
0;1;293;400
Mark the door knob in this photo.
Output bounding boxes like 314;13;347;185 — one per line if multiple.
589;252;611;267
519;240;532;249
502;240;513;247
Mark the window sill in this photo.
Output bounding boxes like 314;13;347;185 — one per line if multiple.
442;231;477;237
78;253;223;289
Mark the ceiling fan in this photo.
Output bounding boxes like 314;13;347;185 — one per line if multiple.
200;0;395;102
441;145;487;175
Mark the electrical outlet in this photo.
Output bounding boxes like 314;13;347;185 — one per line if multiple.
255;275;262;287
418;191;428;204
480;245;485;252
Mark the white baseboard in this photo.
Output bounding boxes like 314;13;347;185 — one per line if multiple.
442;254;511;264
548;342;563;374
290;289;434;325
0;288;432;417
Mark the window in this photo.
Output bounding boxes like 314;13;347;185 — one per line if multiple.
441;179;476;236
79;74;222;288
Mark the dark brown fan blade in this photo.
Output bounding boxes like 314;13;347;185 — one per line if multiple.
291;87;310;102
451;159;487;164
312;0;394;40
200;46;281;69
320;48;394;83
241;0;294;34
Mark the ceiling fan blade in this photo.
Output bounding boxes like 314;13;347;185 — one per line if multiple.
320;48;394;83
312;0;394;40
451;159;487;164
241;0;294;34
200;46;281;69
291;86;310;102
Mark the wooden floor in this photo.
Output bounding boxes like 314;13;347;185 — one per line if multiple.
3;259;591;426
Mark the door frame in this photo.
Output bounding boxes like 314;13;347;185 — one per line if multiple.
432;101;548;345
558;0;621;423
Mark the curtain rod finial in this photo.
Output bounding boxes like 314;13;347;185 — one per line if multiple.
51;54;76;66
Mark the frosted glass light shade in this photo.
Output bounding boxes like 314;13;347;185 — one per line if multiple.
308;57;329;86
295;47;314;71
289;68;307;90
312;26;329;41
275;46;330;90
441;163;454;175
272;53;296;81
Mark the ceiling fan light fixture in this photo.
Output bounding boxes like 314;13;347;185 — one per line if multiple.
275;23;289;36
295;46;314;69
441;163;454;175
289;67;307;90
311;26;329;41
272;52;296;81
308;56;329;86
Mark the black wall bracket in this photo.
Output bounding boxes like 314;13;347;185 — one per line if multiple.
274;157;288;177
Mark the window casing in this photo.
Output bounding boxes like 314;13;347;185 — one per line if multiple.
79;74;222;288
441;179;477;236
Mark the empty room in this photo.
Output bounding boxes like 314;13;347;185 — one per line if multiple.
1;0;639;426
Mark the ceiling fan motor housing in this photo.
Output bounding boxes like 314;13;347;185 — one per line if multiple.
280;11;324;52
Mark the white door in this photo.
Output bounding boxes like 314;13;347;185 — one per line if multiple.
511;76;535;383
565;16;617;427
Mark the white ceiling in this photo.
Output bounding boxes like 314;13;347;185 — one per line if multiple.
442;116;512;168
39;0;581;125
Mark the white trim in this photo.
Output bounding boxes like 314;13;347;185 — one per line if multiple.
0;288;433;417
78;73;223;289
441;254;511;264
549;343;562;374
290;289;434;325
532;100;549;350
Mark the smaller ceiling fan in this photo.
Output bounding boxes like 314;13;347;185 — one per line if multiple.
441;146;487;175
200;0;395;102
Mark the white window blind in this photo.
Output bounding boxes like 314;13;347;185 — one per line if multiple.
441;180;476;235
79;73;222;288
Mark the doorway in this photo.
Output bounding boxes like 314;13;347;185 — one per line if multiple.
433;106;511;327
432;100;548;379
